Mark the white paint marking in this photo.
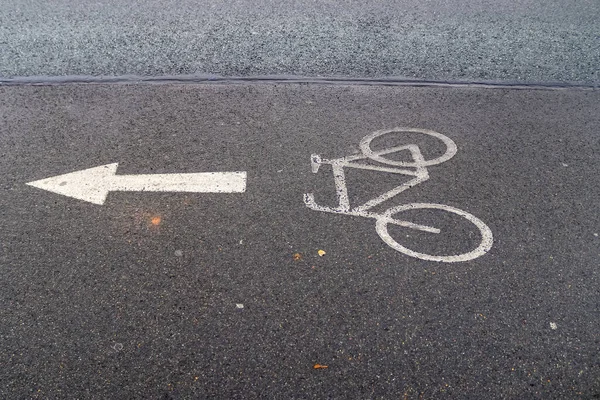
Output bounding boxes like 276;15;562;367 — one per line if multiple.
304;127;493;262
359;127;458;167
27;163;247;205
375;203;493;263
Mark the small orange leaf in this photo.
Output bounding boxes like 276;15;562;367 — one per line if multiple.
293;253;302;261
313;364;328;369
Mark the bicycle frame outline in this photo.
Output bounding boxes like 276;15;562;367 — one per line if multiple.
304;144;441;233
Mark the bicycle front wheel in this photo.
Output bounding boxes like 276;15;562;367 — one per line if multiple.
375;203;493;262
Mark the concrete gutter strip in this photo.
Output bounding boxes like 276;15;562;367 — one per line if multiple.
0;75;598;90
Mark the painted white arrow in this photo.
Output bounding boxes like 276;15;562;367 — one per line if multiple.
26;163;247;205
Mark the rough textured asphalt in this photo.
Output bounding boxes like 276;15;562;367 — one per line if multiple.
0;83;598;398
1;0;599;84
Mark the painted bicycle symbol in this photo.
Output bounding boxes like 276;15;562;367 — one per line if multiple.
304;127;493;262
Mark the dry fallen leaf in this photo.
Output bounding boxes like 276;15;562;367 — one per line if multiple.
293;253;302;261
317;249;326;257
313;364;328;369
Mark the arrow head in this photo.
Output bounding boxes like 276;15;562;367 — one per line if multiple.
27;163;118;205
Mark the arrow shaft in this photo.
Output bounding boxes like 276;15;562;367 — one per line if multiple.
109;171;246;193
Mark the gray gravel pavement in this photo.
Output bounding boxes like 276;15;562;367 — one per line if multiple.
1;0;599;83
1;83;598;398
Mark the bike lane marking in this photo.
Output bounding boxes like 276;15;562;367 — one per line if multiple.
23;127;492;263
304;127;494;263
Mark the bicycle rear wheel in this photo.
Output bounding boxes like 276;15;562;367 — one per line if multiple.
359;127;457;167
375;203;493;262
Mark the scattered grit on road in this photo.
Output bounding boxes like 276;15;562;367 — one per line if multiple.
0;82;598;398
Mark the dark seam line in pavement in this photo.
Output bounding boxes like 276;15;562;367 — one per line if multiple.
0;75;598;90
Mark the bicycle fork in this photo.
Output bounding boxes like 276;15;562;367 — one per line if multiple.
306;154;352;212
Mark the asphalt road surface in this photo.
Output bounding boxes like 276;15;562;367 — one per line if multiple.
1;83;599;398
1;0;599;398
1;0;599;84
